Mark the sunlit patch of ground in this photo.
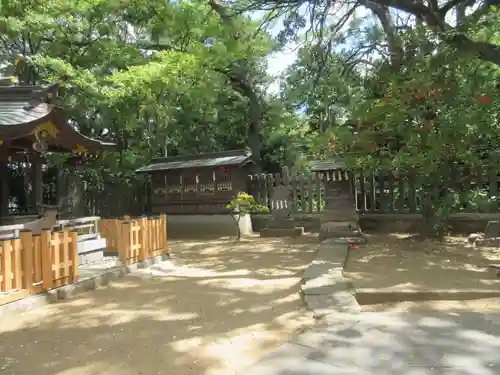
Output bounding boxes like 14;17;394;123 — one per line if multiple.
0;234;317;375
344;233;500;313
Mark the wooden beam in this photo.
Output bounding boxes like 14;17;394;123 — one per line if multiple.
0;161;9;218
30;152;43;213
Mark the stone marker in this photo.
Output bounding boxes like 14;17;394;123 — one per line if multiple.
260;185;304;237
311;161;366;243
484;221;500;238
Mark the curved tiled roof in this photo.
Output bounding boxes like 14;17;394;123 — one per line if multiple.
0;85;53;126
0;83;115;152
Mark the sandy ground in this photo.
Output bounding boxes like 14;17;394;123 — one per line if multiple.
361;298;500;312
0;235;317;375
344;233;500;313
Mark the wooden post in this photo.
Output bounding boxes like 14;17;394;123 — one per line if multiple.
61;230;69;284
32;234;42;285
0;161;9;217
11;237;22;290
19;230;34;292
116;220;123;261
146;216;152;258
160;214;167;251
0;239;12;291
31;152;43;214
138;217;148;261
57;168;69;213
40;229;53;290
121;221;132;264
69;230;79;282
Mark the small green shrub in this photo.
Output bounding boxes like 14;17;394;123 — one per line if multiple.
227;192;268;239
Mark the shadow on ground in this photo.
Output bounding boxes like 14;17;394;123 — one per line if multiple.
345;232;500;291
0;235;318;375
344;232;500;313
242;311;500;374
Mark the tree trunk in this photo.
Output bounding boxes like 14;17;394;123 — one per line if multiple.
208;0;263;166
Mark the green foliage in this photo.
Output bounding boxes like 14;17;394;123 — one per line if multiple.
465;189;500;212
226;192;269;214
0;0;304;213
318;38;499;235
226;192;268;240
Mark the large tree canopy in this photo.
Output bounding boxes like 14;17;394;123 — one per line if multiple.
231;0;499;67
1;0;498;234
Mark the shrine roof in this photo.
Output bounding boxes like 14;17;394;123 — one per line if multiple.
310;159;346;172
0;82;115;152
0;84;54;126
136;149;253;173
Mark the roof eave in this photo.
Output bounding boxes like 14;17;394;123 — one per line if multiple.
135;155;254;174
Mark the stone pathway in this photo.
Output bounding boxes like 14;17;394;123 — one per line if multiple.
239;240;500;375
240;311;500;374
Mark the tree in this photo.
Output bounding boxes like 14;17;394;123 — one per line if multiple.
0;0;293;214
234;0;500;67
322;37;500;236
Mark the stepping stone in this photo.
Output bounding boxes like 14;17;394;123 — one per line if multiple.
301;274;352;295
302;262;343;280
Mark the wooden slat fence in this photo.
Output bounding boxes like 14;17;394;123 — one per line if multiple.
353;167;500;213
83;178;147;218
249;166;500;214
0;229;79;305
248;167;325;214
98;214;168;265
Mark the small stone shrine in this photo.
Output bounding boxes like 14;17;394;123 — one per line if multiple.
260;185;304;237
311;159;366;243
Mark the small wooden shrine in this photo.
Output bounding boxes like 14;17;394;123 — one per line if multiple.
136;149;258;214
0;81;115;221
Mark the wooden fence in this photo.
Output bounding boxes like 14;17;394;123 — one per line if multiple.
0;229;79;305
248;166;500;214
248;168;325;214
98;214;168;265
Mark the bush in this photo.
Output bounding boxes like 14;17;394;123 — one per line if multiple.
226;192;269;239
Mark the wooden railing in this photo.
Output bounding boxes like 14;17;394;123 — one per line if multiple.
54;216;101;241
98;214;168;265
0;229;79;305
0;216;101;241
0;215;168;306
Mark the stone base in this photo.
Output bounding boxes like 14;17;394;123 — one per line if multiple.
329;236;368;245
319;222;362;240
266;218;296;230
260;227;304;238
468;232;500;247
476;237;500;247
319;221;366;241
78;248;104;265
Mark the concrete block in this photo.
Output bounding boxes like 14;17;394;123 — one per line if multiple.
316;243;348;264
304;292;361;317
301;275;353;295
57;284;77;300
303;261;343;280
